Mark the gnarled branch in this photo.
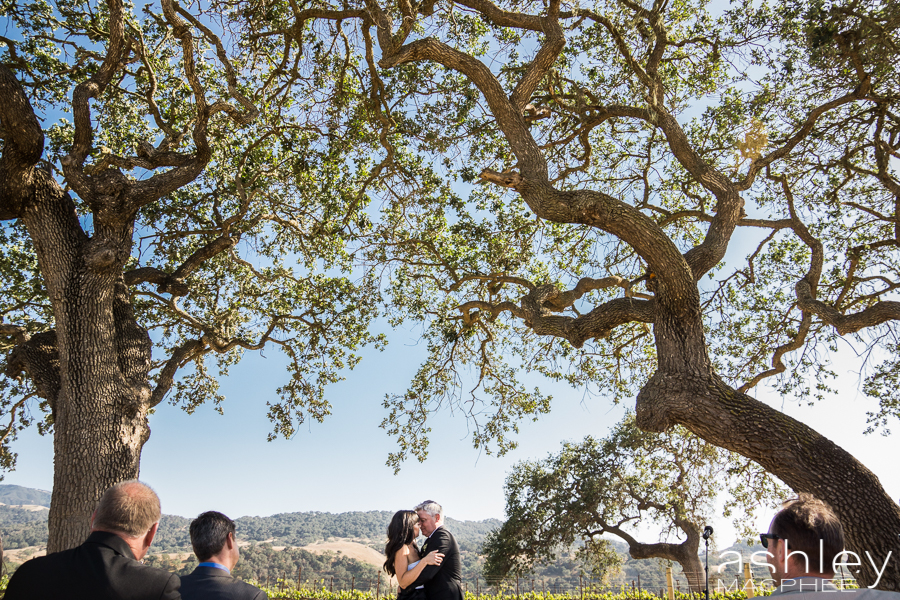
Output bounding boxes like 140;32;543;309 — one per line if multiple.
795;280;900;335
0;64;45;219
149;338;206;408
124;233;238;296
5;331;60;410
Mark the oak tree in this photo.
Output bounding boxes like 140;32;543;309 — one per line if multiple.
0;0;378;551
237;0;900;588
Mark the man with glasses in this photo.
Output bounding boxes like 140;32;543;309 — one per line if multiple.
759;494;845;595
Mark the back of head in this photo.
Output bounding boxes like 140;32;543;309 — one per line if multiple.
415;500;443;519
772;494;844;573
384;510;418;576
190;511;236;561
92;480;161;538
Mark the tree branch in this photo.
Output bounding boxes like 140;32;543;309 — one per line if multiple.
795;280;900;335
737;311;811;393
126;0;260;209
509;0;565;111
61;0;128;198
125;232;237;297
4;331;60;410
379;37;546;177
0;65;46;219
149;338;206;408
737;81;871;191
453;0;546;31
520;287;655;348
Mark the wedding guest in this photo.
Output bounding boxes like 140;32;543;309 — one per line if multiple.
4;480;180;600
762;494;844;595
180;510;266;600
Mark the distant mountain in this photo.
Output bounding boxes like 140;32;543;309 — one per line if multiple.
0;485;501;553
0;504;49;549
149;510;501;553
0;485;51;508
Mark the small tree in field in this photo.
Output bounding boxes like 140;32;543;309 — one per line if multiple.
482;416;785;592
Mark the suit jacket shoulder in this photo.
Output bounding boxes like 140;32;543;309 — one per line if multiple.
422;528;455;553
4;531;181;600
410;527;463;600
180;566;267;600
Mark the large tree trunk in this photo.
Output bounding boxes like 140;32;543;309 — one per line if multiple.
624;519;705;593
1;0;250;540
12;171;152;552
637;301;900;590
45;278;151;551
0;56;158;552
2;0;253;547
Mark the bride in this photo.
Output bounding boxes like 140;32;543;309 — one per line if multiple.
384;510;444;600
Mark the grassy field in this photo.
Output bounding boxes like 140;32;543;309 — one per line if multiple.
245;585;770;600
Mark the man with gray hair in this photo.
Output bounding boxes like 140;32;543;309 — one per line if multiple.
408;500;463;600
180;511;266;600
4;479;181;599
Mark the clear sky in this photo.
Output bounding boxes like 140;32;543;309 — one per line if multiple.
5;315;899;547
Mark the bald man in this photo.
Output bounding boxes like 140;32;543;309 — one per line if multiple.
5;480;181;600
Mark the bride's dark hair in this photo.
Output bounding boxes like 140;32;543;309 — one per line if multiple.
384;510;418;576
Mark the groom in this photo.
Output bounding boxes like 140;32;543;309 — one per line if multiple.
410;500;464;600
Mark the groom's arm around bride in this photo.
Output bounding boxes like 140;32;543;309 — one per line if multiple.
410;501;464;600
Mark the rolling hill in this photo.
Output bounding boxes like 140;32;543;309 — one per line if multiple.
0;484;719;590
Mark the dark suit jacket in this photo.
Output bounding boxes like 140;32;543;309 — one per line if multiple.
410;527;463;600
180;566;267;600
4;530;181;600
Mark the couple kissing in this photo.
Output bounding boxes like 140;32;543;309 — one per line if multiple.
384;500;463;600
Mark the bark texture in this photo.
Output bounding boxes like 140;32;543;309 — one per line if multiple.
2;128;153;551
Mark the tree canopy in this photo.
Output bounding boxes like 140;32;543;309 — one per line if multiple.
235;0;900;586
1;0;900;586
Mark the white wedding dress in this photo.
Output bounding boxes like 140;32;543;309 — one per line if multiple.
408;561;425;590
